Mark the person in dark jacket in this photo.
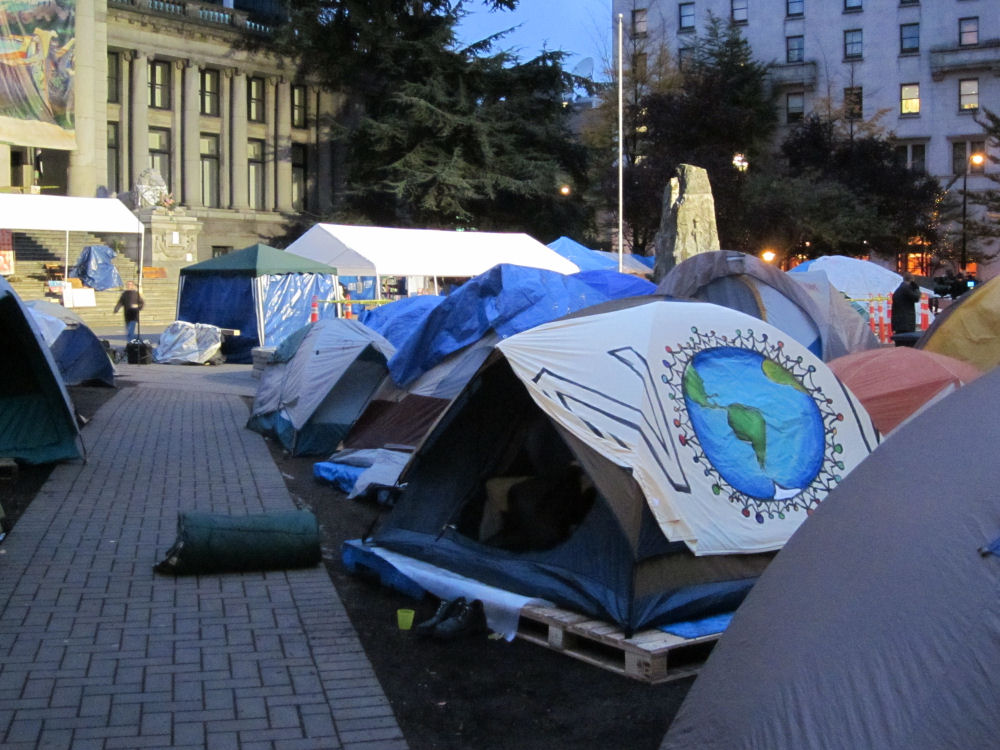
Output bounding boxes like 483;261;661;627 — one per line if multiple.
891;273;921;334
113;281;144;341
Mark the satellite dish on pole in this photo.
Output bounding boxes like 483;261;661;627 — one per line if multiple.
571;57;595;79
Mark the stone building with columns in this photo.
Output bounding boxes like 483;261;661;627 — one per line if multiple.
1;0;341;262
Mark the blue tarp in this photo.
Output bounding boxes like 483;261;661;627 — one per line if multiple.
359;295;445;349
69;245;123;291
547;236;617;271
572;269;656;299
387;264;618;387
177;273;337;364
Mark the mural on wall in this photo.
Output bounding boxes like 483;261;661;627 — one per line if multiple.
0;0;75;149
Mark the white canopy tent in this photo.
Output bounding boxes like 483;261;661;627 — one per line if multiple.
285;224;579;295
0;194;145;284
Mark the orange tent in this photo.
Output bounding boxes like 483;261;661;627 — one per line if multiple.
829;347;981;435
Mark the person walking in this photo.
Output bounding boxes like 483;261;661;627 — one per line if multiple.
114;280;144;341
891;272;921;335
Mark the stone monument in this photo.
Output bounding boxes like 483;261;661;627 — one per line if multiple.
653;164;720;281
131;168;202;268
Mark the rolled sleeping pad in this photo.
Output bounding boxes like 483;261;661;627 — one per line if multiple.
154;509;322;575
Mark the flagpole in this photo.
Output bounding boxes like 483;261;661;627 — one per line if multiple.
617;13;624;274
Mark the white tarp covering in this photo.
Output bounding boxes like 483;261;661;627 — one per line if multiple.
789;255;932;301
152;321;223;365
496;299;879;555
285;224;579;278
0;194;144;234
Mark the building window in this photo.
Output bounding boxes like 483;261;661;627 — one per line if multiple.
291;85;307;129
248;138;265;209
679;3;695;31
248;77;266;123
148;60;171;109
291;143;307;211
900;84;920;115
787;0;803;16
200;134;220;208
731;0;747;23
899;0;918;4
212;245;233;258
632;8;648;37
959;18;978;47
148;127;171;187
633;52;648;77
953;140;986;174
107;122;120;195
107;52;120;104
786;36;804;63
786;92;804;123
844;30;862;59
960;78;979;112
200;69;220;116
844;0;861;10
844;87;862;120
900;23;919;53
677;47;692;69
895;143;926;173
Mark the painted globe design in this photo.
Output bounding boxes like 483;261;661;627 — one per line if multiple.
682;346;825;500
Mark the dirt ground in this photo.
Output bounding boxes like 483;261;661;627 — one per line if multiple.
1;384;692;750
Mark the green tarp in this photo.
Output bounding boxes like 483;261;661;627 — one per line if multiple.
179;244;337;276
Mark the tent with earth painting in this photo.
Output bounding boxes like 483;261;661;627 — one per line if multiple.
660;363;1000;750
176;244;339;364
828;347;981;435
0;277;83;464
657;250;879;361
916;273;1000;372
25;299;115;387
366;296;879;633
247;318;395;457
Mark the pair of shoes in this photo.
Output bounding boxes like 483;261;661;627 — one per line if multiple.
414;597;466;637
433;599;487;640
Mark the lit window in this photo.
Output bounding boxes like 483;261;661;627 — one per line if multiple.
787;92;804;123
960;78;979;112
731;0;748;23
248;77;266;123
844;30;862;59
201;69;220;116
959;18;978;47
900;23;919;53
786;36;804;63
291;85;307;129
844;0;861;9
900;84;920;115
679;3;695;31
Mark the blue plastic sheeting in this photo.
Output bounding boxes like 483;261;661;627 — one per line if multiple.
339;275;378;317
314;461;366;494
69;245;123;291
388;264;618;387
262;273;338;349
660;612;734;639
178;275;258;362
572;269;656;299
360;295;445;349
547;236;617;271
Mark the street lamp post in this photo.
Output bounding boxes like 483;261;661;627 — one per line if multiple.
961;151;985;271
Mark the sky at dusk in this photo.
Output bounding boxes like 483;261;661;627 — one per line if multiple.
455;0;612;80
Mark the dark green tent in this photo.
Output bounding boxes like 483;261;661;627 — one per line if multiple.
176;244;339;363
0;277;83;464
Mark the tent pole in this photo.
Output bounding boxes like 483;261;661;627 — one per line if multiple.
64;230;70;295
433;276;439;295
617;13;624;275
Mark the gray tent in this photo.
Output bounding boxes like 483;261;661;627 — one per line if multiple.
661;364;1000;750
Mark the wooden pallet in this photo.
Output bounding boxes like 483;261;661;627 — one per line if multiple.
515;605;722;684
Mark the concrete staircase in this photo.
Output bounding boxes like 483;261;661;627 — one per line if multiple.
6;231;179;333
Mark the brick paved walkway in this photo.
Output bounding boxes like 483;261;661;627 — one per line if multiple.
0;365;407;749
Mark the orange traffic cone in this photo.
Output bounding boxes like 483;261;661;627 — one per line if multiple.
310;296;319;323
920;295;930;330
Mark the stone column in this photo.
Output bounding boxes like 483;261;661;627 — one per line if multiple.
264;77;277;211
220;69;232;207
275;78;293;213
315;89;334;215
230;71;249;209
130;51;150;188
170;59;184;199
68;0;104;197
119;51;132;192
182;61;202;207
